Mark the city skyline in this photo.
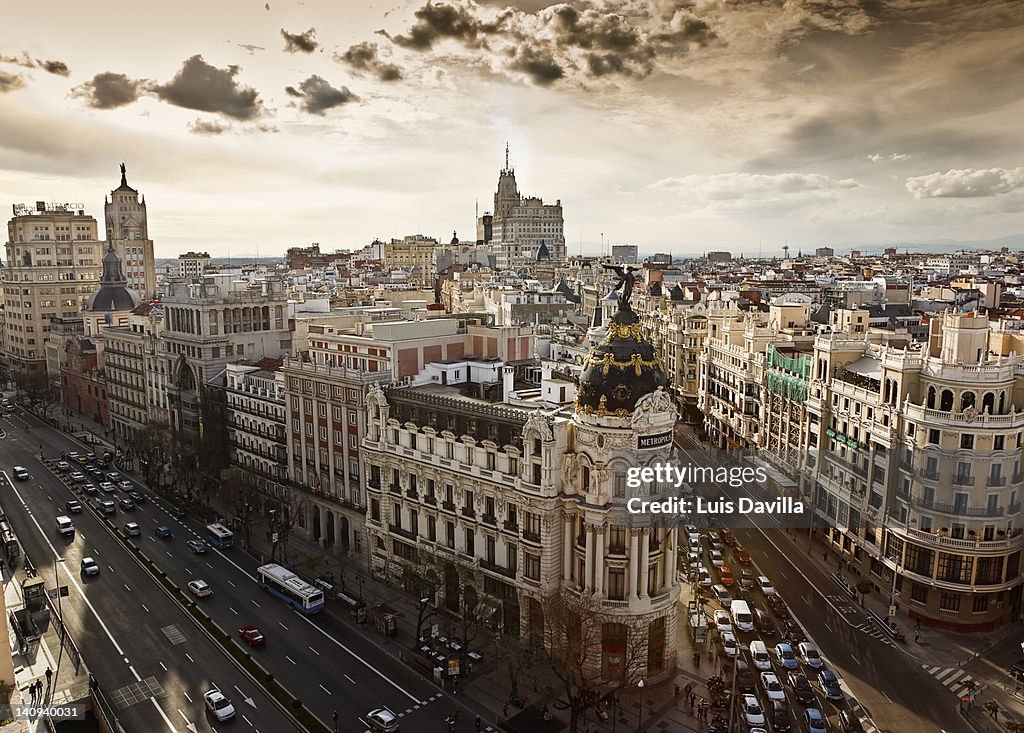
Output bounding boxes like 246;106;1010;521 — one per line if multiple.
2;0;1023;259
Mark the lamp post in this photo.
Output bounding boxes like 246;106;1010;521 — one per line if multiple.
636;679;645;732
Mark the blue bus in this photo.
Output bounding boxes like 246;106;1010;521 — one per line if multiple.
256;563;325;614
206;523;234;548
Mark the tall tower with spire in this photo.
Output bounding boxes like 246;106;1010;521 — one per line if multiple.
487;144;566;269
105;163;157;298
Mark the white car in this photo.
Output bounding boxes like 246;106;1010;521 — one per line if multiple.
761;671;786;701
188;579;212;598
118;480;133;490
685;524;700;545
366;707;400;732
798;641;823;669
203;689;235;722
69;471;86;483
710;550;725;567
757;576;776;596
712;584;732;608
713;610;732;634
741;694;766;726
720;630;738;658
697;570;714;588
124;522;141;537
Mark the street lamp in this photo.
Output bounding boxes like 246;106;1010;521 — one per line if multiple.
636;679;644;732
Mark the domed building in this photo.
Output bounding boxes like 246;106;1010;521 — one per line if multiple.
82;242;141;337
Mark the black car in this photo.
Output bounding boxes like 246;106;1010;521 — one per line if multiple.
792;673;816;705
754;608;777;637
770;596;790;619
65;500;83;514
783;619;806;643
735;661;755;693
771;700;793;731
128;490;147;504
837;710;866;732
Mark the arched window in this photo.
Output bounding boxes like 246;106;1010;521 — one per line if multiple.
927;386;936;409
1000;391;1007;415
982;392;995;414
940;389;954;412
883;379;891;403
961;392;976;411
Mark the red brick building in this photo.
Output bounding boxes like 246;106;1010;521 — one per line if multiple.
62;338;108;425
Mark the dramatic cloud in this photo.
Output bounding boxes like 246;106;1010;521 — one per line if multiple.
389;3;493;50
0;71;24;93
906;168;1024;199
152;55;263;120
336;42;402;82
72;72;147;109
281;27;319;53
188;118;231;136
284;75;357;115
0;52;70;76
510;46;564;85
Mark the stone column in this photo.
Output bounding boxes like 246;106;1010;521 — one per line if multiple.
639;529;650;599
665;531;676;592
584;524;594;591
563;516;573;582
594;526;605;596
629;529;639;600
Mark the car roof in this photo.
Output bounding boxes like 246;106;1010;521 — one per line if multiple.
807;708;824;719
370;708;396;720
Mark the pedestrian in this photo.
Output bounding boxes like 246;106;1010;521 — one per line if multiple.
475;714;481;730
674;683;680;700
914;629;920;643
45;667;52;688
684;682;692;698
35;680;42;699
503;702;509;717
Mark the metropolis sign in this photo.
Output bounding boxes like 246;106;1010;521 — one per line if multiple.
637;432;672;449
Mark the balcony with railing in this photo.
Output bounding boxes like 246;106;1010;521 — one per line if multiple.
522;530;541;544
952;475;975;486
479;559;517;579
988;475;1007;487
389;524;418;542
911;498;1003;518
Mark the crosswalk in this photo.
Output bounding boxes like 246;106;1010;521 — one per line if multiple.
923;665;976;697
360;692;500;733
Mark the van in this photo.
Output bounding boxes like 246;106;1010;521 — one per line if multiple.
749;640;772;670
731;599;754;633
56;516;75;536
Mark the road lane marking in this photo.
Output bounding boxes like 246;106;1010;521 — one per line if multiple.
251;599;260;608
230;607;238;615
142;604;149;613
319;684;330;695
344;674;356;685
824;623;832;632
124;584;131;592
851;654;861;665
228;580;236;588
183;691;192;703
309;646;320;656
285;656;296;665
278;622;288;630
206;562;213;569
185;653;194;663
160;662;167;671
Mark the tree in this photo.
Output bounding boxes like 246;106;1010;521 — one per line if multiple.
493;630;538;701
136;420;172;490
855;580;873;608
16;370;56;417
269;492;304;564
218;473;261;549
168;435;202;506
536;591;649;733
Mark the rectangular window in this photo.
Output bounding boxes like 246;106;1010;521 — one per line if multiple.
972;594;989;613
928;429;940;445
465;529;475;557
939;592;961;612
995;435;1006;451
446;521;455;549
427;516;436;542
607;568;625;600
524;553;540;581
910;582;928;604
960;433;974;449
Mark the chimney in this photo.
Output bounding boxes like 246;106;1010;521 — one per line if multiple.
502;365;515;403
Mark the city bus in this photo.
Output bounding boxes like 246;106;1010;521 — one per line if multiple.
206;523;234;549
256;564;325;614
0;513;19;564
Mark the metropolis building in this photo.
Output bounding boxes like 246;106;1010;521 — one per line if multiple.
362;285;680;682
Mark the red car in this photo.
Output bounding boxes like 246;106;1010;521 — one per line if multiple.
721;529;736;546
238;625;265;647
734;546;752;564
719;566;735;586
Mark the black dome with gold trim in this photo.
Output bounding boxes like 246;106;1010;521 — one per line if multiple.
576;303;667;417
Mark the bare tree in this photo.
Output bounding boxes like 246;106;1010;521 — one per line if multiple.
218;473;261;550
136;420;172;490
537;591;649;733
270;491;304;564
16;370;56;418
493;630;538;702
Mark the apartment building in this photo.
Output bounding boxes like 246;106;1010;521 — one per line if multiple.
104;302;167;444
381;236;440;286
806;312;1024;630
104;165;156;297
221;360;288;498
486;152;566;269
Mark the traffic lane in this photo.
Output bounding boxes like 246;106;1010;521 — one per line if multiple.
738;527;973;733
139;502;438;708
2;471;300;733
145;527;427;725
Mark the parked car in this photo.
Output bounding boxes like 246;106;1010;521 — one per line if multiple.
761;672;786;701
124;522;141;537
792;673;816;705
798;642;823;669
203;690;235;722
771;700;793;732
805;708;827;732
155;525;173;539
837;710;866;732
775;642;799;670
188;579;212;598
81;557;101;576
818;669;843;701
741;694;766;726
366;707;400;732
187;539;208;554
238;625;265;646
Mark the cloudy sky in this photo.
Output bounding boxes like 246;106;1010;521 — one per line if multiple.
1;0;1023;259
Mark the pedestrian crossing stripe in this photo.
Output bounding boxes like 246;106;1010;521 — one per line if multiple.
922;665;975;697
851;623;893;646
